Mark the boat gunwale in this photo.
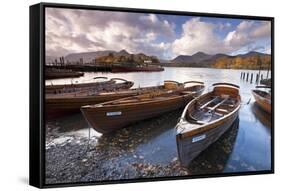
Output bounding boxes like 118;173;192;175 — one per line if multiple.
177;86;241;138
46;85;167;100
81;85;205;109
252;89;271;98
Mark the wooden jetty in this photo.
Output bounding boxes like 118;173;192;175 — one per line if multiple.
45;68;84;80
47;64;164;73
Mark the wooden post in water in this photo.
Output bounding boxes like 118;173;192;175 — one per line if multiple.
256;73;259;84
266;61;270;79
246;72;249;82
261;74;263;80
250;73;253;83
257;55;262;84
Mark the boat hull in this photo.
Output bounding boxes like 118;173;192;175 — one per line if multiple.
81;94;197;134
45;82;134;118
46;92;138;118
46;80;116;94
176;109;239;166
252;90;271;114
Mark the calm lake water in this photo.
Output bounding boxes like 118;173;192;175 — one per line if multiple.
45;67;272;183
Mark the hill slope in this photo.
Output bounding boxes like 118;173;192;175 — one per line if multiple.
171;51;271;69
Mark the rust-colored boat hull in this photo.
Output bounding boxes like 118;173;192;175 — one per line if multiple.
45;81;134;118
46;91;137;118
252;90;271;114
81;95;191;133
45;80;116;94
81;83;205;133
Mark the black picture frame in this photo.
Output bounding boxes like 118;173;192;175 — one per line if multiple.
30;2;274;188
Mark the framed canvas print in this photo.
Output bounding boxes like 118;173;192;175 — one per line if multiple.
29;2;274;188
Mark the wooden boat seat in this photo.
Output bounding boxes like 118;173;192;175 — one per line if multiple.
111;99;136;104
187;114;206;125
181;91;194;95
200;96;219;110
155;97;167;100
215;108;229;114
207;97;229;112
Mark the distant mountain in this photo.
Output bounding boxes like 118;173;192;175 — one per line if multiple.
172;52;212;63
170;51;271;69
191;52;212;62
238;51;268;58
211;51;271;69
47;49;270;70
117;49;130;56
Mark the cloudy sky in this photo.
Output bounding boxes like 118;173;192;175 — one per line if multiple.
46;8;271;59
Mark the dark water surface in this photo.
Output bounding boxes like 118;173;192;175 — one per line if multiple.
46;67;271;184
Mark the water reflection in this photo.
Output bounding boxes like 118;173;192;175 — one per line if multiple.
47;109;182;162
251;103;271;128
187;118;240;174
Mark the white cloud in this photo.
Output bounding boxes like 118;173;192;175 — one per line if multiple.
218;22;232;30
224;20;271;51
250;21;271;38
237;21;254;31
46;8;175;58
172;18;271;56
172;17;227;55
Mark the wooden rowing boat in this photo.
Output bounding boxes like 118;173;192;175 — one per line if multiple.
176;83;241;166
46;77;116;94
46;78;134;118
252;87;271;114
81;81;205;134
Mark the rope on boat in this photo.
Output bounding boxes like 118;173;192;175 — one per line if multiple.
247;97;251;105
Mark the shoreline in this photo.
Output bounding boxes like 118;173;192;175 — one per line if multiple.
45;110;257;184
